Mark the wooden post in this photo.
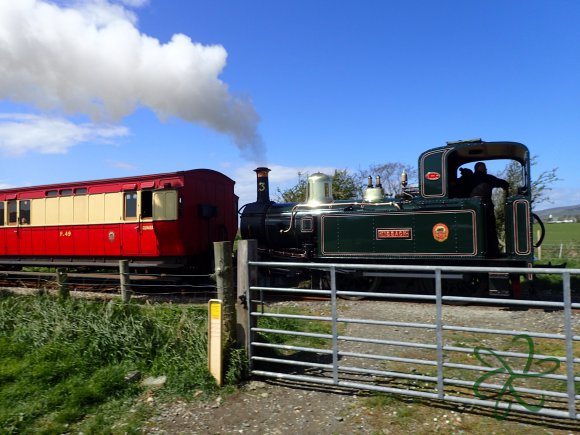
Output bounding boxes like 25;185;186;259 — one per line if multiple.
536;229;542;260
119;260;131;303
56;268;68;299
236;239;257;351
213;241;236;344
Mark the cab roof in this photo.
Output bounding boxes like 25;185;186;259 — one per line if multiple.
440;139;529;165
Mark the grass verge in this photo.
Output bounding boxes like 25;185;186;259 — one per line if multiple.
0;291;245;433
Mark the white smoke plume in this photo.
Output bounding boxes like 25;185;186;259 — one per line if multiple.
0;0;263;159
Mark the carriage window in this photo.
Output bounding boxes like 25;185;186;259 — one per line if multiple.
75;188;87;195
7;200;17;225
19;200;30;225
46;190;58;197
124;191;137;220
0;202;4;226
141;190;153;219
60;189;73;196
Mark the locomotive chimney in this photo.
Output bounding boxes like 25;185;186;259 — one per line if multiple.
254;167;271;203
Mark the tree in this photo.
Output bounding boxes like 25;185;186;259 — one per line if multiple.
276;171;308;203
493;156;560;208
275;169;359;203
276;162;417;204
356;162;417;197
331;169;359;200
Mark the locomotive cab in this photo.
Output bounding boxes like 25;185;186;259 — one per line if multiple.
418;139;533;260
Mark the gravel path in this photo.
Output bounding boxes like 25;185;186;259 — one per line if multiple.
144;300;580;434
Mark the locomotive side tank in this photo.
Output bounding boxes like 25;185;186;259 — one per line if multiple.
241;140;534;269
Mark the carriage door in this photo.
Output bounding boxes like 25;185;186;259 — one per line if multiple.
121;190;140;255
0;202;5;255
5;199;18;255
139;190;156;256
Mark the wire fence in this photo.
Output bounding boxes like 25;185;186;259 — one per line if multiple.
0;267;219;302
537;243;580;261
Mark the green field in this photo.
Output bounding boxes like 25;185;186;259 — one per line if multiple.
532;222;580;262
540;222;580;244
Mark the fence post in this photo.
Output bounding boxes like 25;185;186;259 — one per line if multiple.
119;260;131;303
236;239;257;352
536;230;542;260
214;241;236;345
56;268;68;299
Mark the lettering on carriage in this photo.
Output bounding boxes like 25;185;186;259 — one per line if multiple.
376;228;412;240
142;225;154;231
59;231;72;237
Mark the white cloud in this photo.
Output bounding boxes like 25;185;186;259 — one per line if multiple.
0;0;263;159
0;113;128;156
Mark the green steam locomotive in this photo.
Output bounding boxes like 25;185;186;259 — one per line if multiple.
240;139;542;296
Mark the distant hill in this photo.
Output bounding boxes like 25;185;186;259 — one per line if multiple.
535;204;580;221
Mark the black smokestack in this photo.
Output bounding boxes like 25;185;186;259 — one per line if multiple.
254;167;271;203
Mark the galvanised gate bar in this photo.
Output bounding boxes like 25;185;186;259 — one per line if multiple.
242;261;580;421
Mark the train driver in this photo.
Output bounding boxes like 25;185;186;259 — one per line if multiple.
470;162;509;257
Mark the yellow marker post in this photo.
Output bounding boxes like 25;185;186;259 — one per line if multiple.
208;299;223;386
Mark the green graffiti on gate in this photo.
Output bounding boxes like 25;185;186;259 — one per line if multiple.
472;334;561;420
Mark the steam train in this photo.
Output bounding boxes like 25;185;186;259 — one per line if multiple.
240;139;542;296
0;169;238;271
0;139;542;295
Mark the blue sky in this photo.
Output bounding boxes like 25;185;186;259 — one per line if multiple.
0;0;579;210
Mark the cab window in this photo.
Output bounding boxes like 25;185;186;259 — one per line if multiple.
7;200;17;225
0;202;4;226
124;192;137;220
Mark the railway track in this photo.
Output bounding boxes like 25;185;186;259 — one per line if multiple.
1;269;577;309
0;270;218;301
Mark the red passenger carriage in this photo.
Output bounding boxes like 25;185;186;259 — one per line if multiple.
0;169;238;270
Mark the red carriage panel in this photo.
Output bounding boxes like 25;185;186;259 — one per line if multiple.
45;227;59;256
102;225;122;256
73;225;90;256
155;221;185;256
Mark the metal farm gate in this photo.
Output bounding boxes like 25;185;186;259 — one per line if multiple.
238;254;580;421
